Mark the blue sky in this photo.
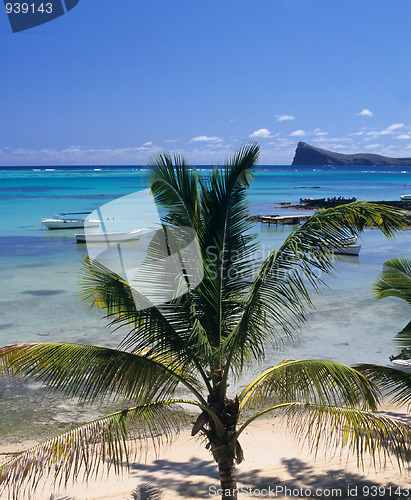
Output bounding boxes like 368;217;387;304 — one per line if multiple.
1;0;411;165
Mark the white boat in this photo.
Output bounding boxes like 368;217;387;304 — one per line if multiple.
400;194;411;200
41;212;101;230
323;236;360;256
332;244;361;256
75;228;144;243
338;236;358;246
391;359;411;368
390;348;411;368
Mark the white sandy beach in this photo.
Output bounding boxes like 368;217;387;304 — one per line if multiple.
1;405;410;500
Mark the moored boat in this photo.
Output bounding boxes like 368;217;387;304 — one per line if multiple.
300;197;326;204
400;194;411;200
41;212;101;230
332;243;361;256
75;228;144;243
391;359;411;368
323;236;360;256
389;348;411;368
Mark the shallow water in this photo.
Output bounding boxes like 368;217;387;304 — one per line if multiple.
0;166;410;443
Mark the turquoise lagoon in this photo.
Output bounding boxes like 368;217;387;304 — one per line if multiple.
0;165;411;442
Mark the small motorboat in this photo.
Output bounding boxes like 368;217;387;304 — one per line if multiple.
332;243;361;256
323;236;360;256
400;194;411;201
389;347;411;368
75;228;144;243
41;212;101;230
300;197;326;204
391;359;411;368
338;236;358;246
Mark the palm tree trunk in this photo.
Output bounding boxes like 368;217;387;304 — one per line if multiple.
217;455;237;500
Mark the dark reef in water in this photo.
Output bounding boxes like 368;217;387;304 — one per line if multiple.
292;142;411;166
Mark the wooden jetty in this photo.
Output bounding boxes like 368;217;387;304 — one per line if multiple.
250;214;310;225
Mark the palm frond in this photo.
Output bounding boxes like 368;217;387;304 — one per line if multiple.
239;359;380;411
236;402;410;469
147;152;199;229
0;342;203;404
0;401;187;499
221;202;406;375
394;321;411;347
315;201;406;237
372;256;411;348
80;255;210;365
373;255;411;305
79;253;215;392
355;363;411;408
193;143;260;348
284;403;411;468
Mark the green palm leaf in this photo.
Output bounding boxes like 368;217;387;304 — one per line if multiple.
373;256;411;304
221;202;406;376
0;342;203;404
393;321;411;347
355;363;411;408
373;256;411;348
79;255;212;372
285;403;411;468
147;152;200;229
235;402;410;469
193;143;260;349
239;359;380;411
279;403;411;468
0;401;187;499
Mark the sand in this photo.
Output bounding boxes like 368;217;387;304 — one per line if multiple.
0;405;410;499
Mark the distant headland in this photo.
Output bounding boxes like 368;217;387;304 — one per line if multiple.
292;142;411;166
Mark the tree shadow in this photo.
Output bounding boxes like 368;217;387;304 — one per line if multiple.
128;457;218;498
125;455;410;499
239;457;410;499
129;483;163;499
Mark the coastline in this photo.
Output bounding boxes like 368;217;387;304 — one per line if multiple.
1;402;409;500
2;170;411;498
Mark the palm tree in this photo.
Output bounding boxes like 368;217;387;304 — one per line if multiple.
1;144;410;500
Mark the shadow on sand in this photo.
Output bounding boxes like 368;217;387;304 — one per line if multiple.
126;456;410;499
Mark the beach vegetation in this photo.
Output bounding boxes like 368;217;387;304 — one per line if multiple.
356;256;411;412
1;144;410;500
374;256;411;345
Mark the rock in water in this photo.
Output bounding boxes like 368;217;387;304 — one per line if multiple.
291;142;411;166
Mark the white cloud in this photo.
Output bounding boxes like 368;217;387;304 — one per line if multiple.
366;123;405;138
164;139;178;143
397;134;411;140
358;109;373;117
189;136;223;143
313;128;328;136
143;141;153;146
276;114;295;122
249;128;271;138
386;123;404;131
290;130;306;137
366;130;389;137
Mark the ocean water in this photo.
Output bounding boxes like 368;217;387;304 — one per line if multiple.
1;165;411;443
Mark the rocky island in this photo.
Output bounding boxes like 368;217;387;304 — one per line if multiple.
292;142;411;166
